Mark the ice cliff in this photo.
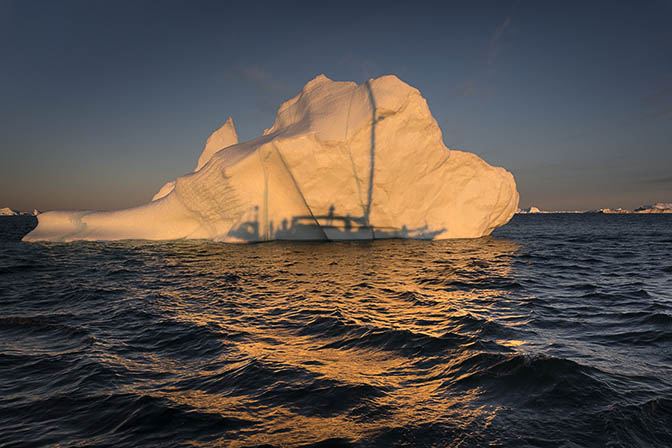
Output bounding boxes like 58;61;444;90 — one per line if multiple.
24;75;519;242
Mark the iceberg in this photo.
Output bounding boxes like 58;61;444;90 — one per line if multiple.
24;75;519;242
633;203;672;214
517;206;541;214
0;207;18;216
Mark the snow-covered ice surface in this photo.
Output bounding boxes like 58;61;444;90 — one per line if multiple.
24;75;519;242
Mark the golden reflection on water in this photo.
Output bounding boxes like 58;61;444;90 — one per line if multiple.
117;237;525;446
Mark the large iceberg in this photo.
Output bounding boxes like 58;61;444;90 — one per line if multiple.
24;75;518;242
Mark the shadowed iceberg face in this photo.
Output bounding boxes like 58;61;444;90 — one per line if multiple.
24;75;519;243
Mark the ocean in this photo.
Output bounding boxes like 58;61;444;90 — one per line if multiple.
1;214;671;447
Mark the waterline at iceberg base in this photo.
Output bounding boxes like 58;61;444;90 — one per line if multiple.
24;75;519;242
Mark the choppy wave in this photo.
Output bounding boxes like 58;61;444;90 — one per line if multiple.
1;214;671;447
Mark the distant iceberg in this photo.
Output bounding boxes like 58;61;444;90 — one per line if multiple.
24;75;519;242
517;206;541;214
633;203;672;214
516;206;587;214
595;203;672;214
598;207;630;214
0;207;18;216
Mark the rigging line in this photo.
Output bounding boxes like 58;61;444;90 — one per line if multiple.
257;148;270;240
344;85;367;218
273;145;329;240
364;80;377;226
348;151;366;219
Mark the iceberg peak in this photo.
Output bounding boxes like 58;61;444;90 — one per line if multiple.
265;74;429;144
305;73;333;86
196;117;238;171
151;117;238;201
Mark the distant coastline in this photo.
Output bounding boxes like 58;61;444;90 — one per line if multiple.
4;204;671;218
517;203;672;214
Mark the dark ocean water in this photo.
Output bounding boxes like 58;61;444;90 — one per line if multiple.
1;214;671;447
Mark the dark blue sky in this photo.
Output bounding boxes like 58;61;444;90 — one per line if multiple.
1;0;670;211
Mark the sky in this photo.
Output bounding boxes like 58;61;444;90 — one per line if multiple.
1;0;671;211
